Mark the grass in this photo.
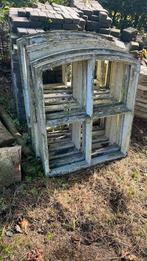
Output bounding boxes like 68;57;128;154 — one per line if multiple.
0;120;146;260
0;74;147;260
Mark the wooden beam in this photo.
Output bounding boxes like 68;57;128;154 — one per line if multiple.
121;64;140;154
83;59;95;164
33;68;50;175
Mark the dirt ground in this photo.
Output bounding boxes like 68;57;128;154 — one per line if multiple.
0;74;147;261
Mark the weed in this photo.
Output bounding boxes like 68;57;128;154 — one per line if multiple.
126;186;136;199
131;170;140;181
47;232;53;240
22;157;43;179
0;239;12;260
30;187;38;196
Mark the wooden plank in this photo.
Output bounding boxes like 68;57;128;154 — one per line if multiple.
33;68;50;175
48;151;125;177
72;61;86;150
95;60;109;88
83;59;95;164
92;144;120;157
50;152;85;168
17;40;31;127
45;102;79;112
44;97;76;105
93;103;130;118
49;148;78;160
43;82;71;90
48;137;71;146
44;93;72;99
46;109;85;120
49;142;74;153
46;113;90;127
121;64;140;154
43;88;72;94
109;61;125;102
17;39;40;157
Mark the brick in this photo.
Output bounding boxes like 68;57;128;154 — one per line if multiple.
99;17;112;28
9;8;18;18
17;27;28;36
99;11;107;22
79;18;86;28
129;41;139;51
37;10;47;21
68;10;80;24
29;21;44;29
86;20;99;32
99;28;110;35
36;29;45;33
45;3;54;11
45;11;56;19
11;16;30;29
82;15;88;20
73;8;84;17
17;27;44;36
93;10;100;15
49;23;63;30
91;14;99;21
62;12;73;23
63;23;78;30
25;8;34;17
29;10;40;20
111;28;121;38
18;8;26;17
122;27;138;42
83;9;93;17
54;13;64;23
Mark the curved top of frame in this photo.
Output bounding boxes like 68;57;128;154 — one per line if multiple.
17;30;139;69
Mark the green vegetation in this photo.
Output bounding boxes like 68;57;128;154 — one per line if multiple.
100;0;147;30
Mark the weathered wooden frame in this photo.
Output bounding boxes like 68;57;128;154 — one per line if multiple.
17;31;140;176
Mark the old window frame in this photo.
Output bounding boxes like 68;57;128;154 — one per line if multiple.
17;31;140;176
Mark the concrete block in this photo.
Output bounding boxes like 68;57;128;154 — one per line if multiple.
0;146;21;190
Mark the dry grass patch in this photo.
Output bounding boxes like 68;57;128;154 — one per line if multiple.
0;119;147;261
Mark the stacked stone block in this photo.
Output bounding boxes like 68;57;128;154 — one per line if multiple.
70;0;112;34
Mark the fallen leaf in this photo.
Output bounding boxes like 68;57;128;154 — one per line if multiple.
15;224;22;234
27;248;44;261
